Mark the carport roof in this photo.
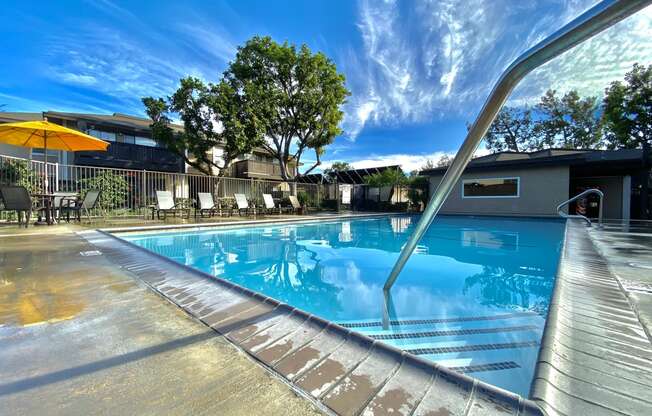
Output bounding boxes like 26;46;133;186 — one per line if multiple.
297;165;403;184
420;148;644;175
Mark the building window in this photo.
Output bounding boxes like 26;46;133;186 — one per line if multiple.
119;134;136;144
32;148;60;163
462;177;520;198
88;129;116;142
135;136;157;147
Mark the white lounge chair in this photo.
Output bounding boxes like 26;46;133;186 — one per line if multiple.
288;195;302;214
234;193;254;216
262;193;281;214
197;192;221;217
155;190;189;219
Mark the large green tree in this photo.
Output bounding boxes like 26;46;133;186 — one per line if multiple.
143;77;266;176
482;90;602;153
483;106;538;152
324;161;352;175
536;89;602;149
223;36;350;180
603;63;652;218
602;63;652;150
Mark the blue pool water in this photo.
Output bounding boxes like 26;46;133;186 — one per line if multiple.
121;215;565;396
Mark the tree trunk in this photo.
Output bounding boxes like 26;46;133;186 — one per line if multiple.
641;139;650;220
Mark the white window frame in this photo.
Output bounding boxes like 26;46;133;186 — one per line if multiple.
461;176;520;199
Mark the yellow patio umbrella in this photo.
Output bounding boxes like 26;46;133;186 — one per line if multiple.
0;118;109;192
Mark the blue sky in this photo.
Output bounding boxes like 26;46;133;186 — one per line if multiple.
1;0;651;172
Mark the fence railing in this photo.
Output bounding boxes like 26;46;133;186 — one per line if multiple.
0;154;322;219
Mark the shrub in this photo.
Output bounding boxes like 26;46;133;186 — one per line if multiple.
297;191;312;207
79;171;129;210
0;160;40;193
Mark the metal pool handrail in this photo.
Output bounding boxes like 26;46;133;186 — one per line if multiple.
383;0;651;293
557;188;604;227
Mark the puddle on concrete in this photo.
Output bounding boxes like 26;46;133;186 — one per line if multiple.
0;277;86;327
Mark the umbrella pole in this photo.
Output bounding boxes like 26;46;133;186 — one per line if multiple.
43;130;48;193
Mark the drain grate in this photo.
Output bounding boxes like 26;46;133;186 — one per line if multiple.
80;250;102;257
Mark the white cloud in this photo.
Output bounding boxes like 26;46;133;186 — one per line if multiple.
513;5;652;104
322;151;451;173
177;24;237;63
343;0;652;139
58;73;98;87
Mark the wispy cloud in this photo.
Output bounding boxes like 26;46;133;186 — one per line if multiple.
321;150;459;173
39;3;239;115
343;0;652;139
513;4;652;103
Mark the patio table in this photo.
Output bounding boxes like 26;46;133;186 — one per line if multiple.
31;193;56;225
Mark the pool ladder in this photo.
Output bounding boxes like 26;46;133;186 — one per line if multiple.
383;0;651;293
557;188;604;227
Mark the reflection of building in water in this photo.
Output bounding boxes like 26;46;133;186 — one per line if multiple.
339;221;352;242
390;216;412;234
461;230;519;251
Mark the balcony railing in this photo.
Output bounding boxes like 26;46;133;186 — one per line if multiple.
233;159;283;179
74;142;184;173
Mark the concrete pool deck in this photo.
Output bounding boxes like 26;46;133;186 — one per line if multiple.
0;232;323;415
1;215;651;415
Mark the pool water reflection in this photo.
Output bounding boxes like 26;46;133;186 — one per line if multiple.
122;215;565;396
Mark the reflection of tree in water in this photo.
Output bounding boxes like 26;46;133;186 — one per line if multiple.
463;265;554;315
213;230;344;317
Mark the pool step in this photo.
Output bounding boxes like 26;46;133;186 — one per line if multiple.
337;310;539;329
337;311;544;392
367;324;539;341
404;340;540;356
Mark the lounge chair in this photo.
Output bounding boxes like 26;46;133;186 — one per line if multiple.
0;185;33;227
60;189;101;222
155;190;190;219
262;194;280;214
234;193;254;216
288;195;303;214
197;192;221;217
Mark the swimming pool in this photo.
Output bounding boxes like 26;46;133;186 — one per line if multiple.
121;215;565;396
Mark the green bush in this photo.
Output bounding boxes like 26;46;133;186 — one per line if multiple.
297;191;313;207
407;175;429;211
0;160;40;193
79;171;129;210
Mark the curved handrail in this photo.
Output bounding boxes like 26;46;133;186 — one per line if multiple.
557;188;604;226
383;0;652;293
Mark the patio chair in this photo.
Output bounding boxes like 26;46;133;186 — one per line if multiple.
52;192;78;220
0;185;33;227
288;195;303;214
234;193;254;216
197;192;221;217
155;190;190;219
262;193;281;215
60;189;101;222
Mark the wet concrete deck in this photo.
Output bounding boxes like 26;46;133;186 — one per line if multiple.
531;220;652;416
0;232;324;415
